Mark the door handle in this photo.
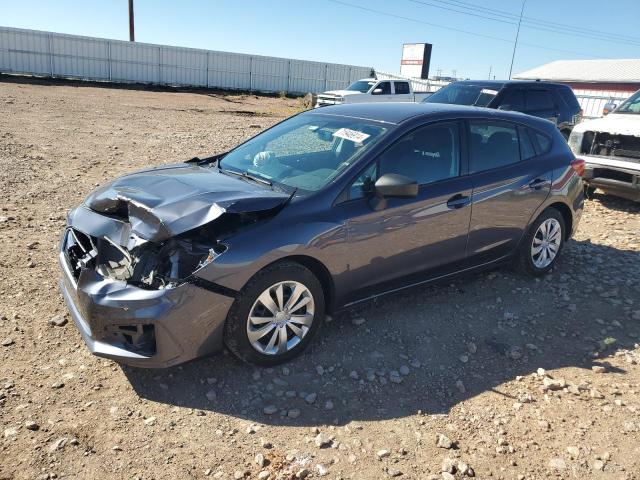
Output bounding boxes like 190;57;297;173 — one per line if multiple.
447;193;471;209
528;178;550;190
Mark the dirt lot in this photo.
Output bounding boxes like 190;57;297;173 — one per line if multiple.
1;77;639;480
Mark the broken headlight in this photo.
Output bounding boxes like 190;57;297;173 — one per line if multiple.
568;130;583;155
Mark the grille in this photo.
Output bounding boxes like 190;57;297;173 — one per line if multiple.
103;324;156;356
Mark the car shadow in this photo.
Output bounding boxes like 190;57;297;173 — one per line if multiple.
122;232;640;426
587;191;640;213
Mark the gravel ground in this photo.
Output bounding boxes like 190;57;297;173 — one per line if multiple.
1;77;639;480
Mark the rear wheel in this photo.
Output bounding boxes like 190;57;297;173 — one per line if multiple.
514;208;566;276
224;262;325;366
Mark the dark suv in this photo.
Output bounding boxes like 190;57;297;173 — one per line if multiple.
423;80;583;139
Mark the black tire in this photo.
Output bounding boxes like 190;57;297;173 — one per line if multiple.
224;261;325;366
584;185;597;199
561;129;571;141
514;207;566;276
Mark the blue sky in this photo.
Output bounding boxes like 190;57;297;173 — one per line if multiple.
2;0;639;79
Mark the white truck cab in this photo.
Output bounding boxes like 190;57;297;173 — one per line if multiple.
315;78;430;108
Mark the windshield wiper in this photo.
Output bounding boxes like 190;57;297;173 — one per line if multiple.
219;167;273;187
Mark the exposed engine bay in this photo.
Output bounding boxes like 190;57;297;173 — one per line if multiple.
578;131;640;160
63;209;275;290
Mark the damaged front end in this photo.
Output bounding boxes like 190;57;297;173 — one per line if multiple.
571;130;640;202
59;163;291;367
65;222;226;291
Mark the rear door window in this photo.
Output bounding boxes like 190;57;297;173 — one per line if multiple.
394;81;411;94
526;90;555;111
468;121;520;173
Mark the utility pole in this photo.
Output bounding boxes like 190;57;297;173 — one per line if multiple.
508;0;526;79
488;65;492;80
128;0;135;42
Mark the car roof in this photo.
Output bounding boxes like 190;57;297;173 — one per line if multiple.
305;102;556;132
454;79;569;89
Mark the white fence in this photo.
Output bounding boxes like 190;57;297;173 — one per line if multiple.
0;26;373;94
574;92;631;119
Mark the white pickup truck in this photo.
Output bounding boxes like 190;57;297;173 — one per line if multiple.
569;88;640;202
315;78;432;108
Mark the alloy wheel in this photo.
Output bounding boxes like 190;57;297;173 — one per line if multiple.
531;218;562;269
246;281;315;355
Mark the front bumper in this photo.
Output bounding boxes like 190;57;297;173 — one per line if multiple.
314;96;344;108
59;230;235;368
582;155;640;202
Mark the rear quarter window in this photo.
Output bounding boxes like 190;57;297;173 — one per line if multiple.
518;126;536;160
533;130;552;155
557;86;581;109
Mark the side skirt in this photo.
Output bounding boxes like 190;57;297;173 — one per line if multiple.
339;254;512;310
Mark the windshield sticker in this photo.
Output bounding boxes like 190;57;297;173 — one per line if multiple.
480;88;499;95
332;128;370;144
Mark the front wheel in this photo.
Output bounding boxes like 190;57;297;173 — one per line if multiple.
224;262;325;366
514;208;566;276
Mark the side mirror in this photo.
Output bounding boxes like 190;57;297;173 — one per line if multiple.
603;102;617;116
374;173;418;198
372;88;383;95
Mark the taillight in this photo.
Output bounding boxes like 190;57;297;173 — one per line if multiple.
571;158;585;177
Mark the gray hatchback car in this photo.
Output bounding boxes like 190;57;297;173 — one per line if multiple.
59;103;584;367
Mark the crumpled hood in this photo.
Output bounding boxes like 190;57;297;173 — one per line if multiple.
573;113;640;136
84;163;290;242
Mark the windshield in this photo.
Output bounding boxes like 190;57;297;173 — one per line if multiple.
219;114;389;193
614;90;640;114
345;80;376;93
423;83;500;107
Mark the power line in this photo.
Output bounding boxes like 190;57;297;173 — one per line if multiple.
325;0;614;60
428;0;640;45
405;0;640;47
